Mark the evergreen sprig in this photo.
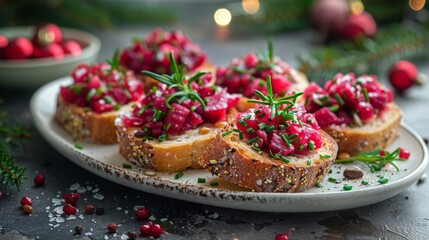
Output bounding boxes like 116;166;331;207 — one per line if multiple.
334;148;405;172
142;52;207;109
0;105;29;190
106;49;120;70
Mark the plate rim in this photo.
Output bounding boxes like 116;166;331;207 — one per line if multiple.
30;77;429;211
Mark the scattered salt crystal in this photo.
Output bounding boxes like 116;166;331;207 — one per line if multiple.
55;216;65;223
104;235;108;240
48;213;53;218
52;198;61;206
93;193;104;200
78;214;84;220
77;186;87;193
70;183;80;191
53;206;64;214
53;224;60;228
124;196;128;199
92;188;99;193
86;186;93;191
149;215;156;221
49;224;53;227
46;206;50;210
160;218;168;222
133;206;145;211
117;207;122;211
208;212;219;219
113;234;117;237
85;232;92;236
67;215;76;220
36;196;39;199
121;234;128;240
124;210;129;214
41;192;44;195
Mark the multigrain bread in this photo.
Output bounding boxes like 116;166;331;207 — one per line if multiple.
199;129;338;193
55;95;129;144
324;103;402;156
117;109;238;172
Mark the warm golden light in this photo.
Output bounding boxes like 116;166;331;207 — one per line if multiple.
242;0;260;14
214;8;232;27
350;0;364;15
409;0;425;11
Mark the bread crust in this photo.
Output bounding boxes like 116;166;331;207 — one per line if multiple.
198;129;338;192
55;95;126;144
117;109;238;172
323;103;402;156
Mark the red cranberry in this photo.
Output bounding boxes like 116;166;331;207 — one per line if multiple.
388;60;419;92
3;37;33;60
63;193;80;206
107;223;117;233
139;222;153;235
275;228;294;240
149;223;164;237
34;173;45;187
379;151;386;157
341;12;377;40
135;207;149;220
20;196;32;206
62;40;82;56
33;23;62;46
33;43;64;59
63;204;77;215
399;148;411;160
85;204;95;214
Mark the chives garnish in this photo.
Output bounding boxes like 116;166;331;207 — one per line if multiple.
320;154;331;159
361;181;368;185
362;88;369;102
244;114;252;120
343;184;353;191
114;104;120;111
73;85;83;94
222;130;234;137
378;178;388;184
257;112;266;118
238;119;247;127
158;133;167;142
269;151;280;159
254;109;261;114
265;125;275;132
190;106;197;112
246;137;259;145
330;104;339;112
316;182;323;188
246;127;254;133
334;94;344;105
308;118;313;124
278;124;285;130
298;145;305;152
131;103;136;108
153;109;162;121
251;146;261;152
137;106;146;115
197;178;206;183
328;169;333;174
232;129;243;139
86;89;96;101
96;87;104;97
210;181;218;186
164;123;172;131
258;122;267;130
308;140;315;151
281;156;290;163
328;177;336;182
103;96;113;103
74;143;83;150
174;171;184;179
280;134;291;147
122;163;132;169
306;160;311;165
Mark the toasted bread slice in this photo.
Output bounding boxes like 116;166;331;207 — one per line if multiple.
117;109;237;172
235;70;309;112
199;129;338;192
323;103;402;156
55;95;130;144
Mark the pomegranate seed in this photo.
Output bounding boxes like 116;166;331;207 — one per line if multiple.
20;196;32;206
127;231;137;239
399;148;411;160
74;225;83;235
63;193;80;206
34;173;45;187
139;221;153;235
135;207;149;220
107;223;117;233
22;205;33;214
63;204;77;215
149;223;164;237
85;204;95;214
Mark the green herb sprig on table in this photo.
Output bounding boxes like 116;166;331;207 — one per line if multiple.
141;52;207;109
334;148;405;172
0;105;29;190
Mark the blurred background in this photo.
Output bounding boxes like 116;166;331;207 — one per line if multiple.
1;0;429;83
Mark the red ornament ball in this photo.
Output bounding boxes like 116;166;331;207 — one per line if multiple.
388;60;419;92
341;12;377;40
309;0;349;41
3;37;33;60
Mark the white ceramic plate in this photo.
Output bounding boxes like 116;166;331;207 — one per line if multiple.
30;77;429;212
0;26;100;88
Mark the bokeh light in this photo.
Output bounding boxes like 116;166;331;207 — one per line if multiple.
214;8;232;27
242;0;260;14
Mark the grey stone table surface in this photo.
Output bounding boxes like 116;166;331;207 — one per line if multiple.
1;26;429;240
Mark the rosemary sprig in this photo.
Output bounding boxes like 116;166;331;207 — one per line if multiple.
106;49;120;70
334;148;405;172
142;52;207;109
0;104;29;190
247;75;302;119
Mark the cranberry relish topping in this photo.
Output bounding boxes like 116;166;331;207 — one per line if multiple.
216;41;298;98
120;53;240;141
224;76;322;158
303;73;393;128
60;61;144;113
119;28;207;75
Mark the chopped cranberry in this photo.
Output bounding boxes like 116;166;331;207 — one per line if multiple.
139;221;153;235
107;223;117;233
71;64;91;83
20;196;32;206
149;223;164;237
63;204;77;215
34;173;45;187
63;193;80;206
399;148;411;160
60;86;78;102
204;90;228;123
275;228;294;240
135;207;149;220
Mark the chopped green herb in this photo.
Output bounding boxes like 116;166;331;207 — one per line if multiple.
86;89;96;102
103;96;113;104
246;137;259;145
210;181;218;186
246;127;254;133
328;169;333;174
222;130;234;137
238;119;247;127
232;129;243;139
153;109;162;121
343;184;353;191
361;180;368;185
316;182;323;188
122;163;132;169
74;144;83;150
190;106;197;112
174;171;184;179
281;156;290;163
308;140;315;151
378;178;389;184
73;85;83;94
265;125;275;132
320;154;331;159
306;160;311;165
244;114;252;120
330;104;339;112
251;146;261;152
280;134;291;147
114;104;120;111
258;122;267;130
278;124;285;130
298;145;305;152
328;177;337;183
334;94;345;105
164;123;172;131
362;88;369;102
197;178;206;183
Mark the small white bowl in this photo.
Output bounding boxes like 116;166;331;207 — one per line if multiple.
0;26;101;88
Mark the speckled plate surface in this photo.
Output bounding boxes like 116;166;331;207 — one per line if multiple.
30;77;429;212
